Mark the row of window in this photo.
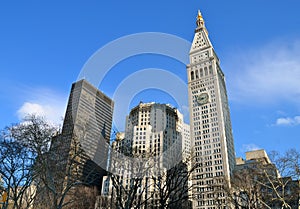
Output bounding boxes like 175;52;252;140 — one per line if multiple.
190;77;215;89
197;198;225;207
190;65;213;81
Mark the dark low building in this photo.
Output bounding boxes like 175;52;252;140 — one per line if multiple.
234;150;300;209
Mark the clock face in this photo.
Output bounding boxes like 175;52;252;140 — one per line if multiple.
197;93;209;105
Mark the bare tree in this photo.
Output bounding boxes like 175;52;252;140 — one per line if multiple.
269;149;300;209
1;115;58;209
34;134;103;209
148;154;198;209
0;115;54;209
108;174;146;209
65;185;98;209
218;150;300;209
0;136;34;209
0;115;101;209
10;115;57;158
270;149;300;181
228;168;269;209
105;149;198;209
105;145;153;209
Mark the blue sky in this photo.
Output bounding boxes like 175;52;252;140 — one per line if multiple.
0;0;300;158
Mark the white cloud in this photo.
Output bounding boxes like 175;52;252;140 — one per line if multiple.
17;88;67;126
241;143;261;153
227;39;300;105
275;116;300;126
18;102;49;118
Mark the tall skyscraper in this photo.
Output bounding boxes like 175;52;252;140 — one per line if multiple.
35;79;114;208
187;11;236;208
60;79;114;188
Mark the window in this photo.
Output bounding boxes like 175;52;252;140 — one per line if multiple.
200;68;203;77
209;65;213;74
204;67;208;76
191;71;194;80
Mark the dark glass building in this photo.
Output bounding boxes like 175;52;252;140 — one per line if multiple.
60;79;114;189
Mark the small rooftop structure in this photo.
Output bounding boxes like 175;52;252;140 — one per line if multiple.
236;149;271;165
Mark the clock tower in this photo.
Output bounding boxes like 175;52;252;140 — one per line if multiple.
187;10;236;208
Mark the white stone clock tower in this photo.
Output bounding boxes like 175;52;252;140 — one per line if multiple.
187;10;236;208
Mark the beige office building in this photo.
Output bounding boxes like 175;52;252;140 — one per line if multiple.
102;102;190;208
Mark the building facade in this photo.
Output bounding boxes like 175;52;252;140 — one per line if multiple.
122;102;190;174
60;79;114;189
187;11;236;209
102;102;191;208
124;102;190;165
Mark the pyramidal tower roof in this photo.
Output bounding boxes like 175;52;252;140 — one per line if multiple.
190;10;213;54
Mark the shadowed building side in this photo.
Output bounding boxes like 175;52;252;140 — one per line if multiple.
54;79;114;192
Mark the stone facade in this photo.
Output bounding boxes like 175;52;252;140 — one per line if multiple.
187;11;236;209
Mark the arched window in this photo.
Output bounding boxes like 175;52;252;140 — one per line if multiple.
209;65;213;74
191;71;194;80
204;67;208;76
200;68;203;77
196;70;199;79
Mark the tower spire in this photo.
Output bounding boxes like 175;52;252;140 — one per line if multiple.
196;9;205;28
197;10;202;19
